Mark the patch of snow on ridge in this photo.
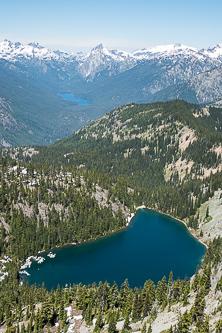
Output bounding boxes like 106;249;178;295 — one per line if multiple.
65;306;72;318
67;323;75;332
0;271;8;282
0;256;12;264
132;43;200;60
0;39;71;62
203;43;222;59
0;256;11;282
73;315;83;320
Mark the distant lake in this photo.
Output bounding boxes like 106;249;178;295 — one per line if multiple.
57;93;92;105
23;209;206;290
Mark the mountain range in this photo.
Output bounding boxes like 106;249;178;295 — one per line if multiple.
1;39;222;146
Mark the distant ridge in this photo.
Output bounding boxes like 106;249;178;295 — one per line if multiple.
1;39;222;146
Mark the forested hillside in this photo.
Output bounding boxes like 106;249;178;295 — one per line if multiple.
41;100;222;180
30;100;222;227
0;100;222;332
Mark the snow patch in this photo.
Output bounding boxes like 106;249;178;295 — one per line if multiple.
19;270;31;276
126;213;135;226
47;252;56;258
65;306;72;318
73;315;83;320
67;323;75;332
20;255;45;270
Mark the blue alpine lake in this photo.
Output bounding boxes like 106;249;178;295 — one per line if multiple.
57;92;92;105
23;209;206;290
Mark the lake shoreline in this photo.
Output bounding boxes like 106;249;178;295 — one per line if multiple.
22;208;205;289
19;223;129;269
19;207;207;278
57;92;92;106
137;206;208;250
20;206;207;267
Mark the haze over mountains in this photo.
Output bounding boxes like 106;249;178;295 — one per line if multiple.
1;39;222;146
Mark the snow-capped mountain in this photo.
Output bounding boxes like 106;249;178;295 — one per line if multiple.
1;39;222;147
0;39;73;62
201;43;222;60
74;42;222;79
132;43;200;59
1;39;222;80
75;43;138;79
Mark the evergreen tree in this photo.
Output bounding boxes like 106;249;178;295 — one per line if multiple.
168;271;173;290
94;306;103;332
147;324;152;333
141;322;146;333
132;288;140;321
156;276;167;309
191;290;206;323
85;301;93;325
108;311;117;333
192;266;200;291
167;326;173;333
122;312;131;332
216;319;222;333
6;328;16;333
176;310;191;332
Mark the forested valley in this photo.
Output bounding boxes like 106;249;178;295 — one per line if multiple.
0;100;222;332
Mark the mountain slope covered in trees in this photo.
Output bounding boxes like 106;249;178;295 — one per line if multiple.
0;100;222;332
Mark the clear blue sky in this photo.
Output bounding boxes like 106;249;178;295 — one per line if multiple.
1;0;222;53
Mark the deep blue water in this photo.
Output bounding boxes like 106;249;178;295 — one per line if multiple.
23;209;206;289
57;93;92;105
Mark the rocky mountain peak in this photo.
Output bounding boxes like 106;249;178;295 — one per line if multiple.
93;43;104;51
